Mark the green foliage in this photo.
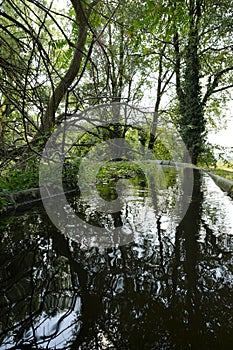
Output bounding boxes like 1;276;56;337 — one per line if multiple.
163;168;178;188
198;144;233;168
0;196;8;213
1;0;233;184
153;139;172;161
0;159;39;195
62;158;81;189
96;161;147;201
197;143;218;168
96;161;145;184
0;157;40;212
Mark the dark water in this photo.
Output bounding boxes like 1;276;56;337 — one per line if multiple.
0;169;233;349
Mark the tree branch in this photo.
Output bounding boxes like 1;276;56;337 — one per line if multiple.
202;66;233;106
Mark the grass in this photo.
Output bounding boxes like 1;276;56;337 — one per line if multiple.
206;162;233;181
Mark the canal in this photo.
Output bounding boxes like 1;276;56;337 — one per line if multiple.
0;169;233;349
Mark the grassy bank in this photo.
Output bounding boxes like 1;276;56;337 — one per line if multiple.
206;162;233;181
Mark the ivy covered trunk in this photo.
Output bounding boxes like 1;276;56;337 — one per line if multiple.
175;0;206;165
181;31;206;164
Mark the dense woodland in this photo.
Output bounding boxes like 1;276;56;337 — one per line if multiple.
0;0;233;201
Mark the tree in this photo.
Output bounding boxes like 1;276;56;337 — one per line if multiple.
0;0;111;145
1;0;233;170
139;0;233;163
173;0;206;164
172;0;233;163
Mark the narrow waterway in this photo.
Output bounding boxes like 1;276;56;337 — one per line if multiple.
0;169;233;349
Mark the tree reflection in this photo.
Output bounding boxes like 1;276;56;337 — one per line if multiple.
0;170;233;349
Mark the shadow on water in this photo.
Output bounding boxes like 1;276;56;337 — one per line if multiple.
0;169;233;349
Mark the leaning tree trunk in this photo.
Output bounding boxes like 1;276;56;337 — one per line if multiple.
42;0;100;133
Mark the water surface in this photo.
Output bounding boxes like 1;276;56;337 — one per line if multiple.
0;169;233;349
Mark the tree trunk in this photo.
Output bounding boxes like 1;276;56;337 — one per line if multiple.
42;0;97;133
174;1;206;165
